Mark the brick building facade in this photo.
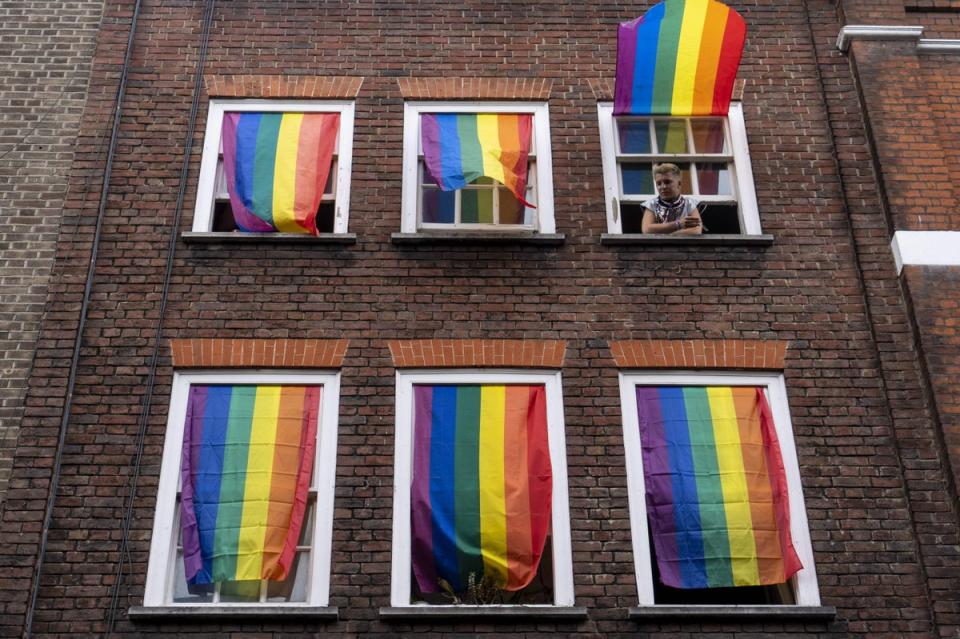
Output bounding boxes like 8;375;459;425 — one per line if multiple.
0;1;104;508
1;1;959;637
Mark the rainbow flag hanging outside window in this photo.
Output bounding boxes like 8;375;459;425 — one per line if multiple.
411;385;552;594
221;112;339;234
636;386;802;589
180;385;320;585
614;0;747;116
420;113;535;208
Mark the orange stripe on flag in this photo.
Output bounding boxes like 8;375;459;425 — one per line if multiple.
293;113;339;234
262;386;306;579
732;387;785;584
503;386;534;590
691;2;728;115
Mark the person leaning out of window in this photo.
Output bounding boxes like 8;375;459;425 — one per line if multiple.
640;163;702;235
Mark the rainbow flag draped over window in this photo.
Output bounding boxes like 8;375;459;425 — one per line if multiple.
420;113;535;207
411;385;552;593
636;386;802;589
221;112;339;234
180;385;320;584
614;0;746;116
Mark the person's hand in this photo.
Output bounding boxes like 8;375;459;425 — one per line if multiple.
680;215;701;229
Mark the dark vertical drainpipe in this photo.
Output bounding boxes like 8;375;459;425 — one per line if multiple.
24;0;144;636
102;0;217;634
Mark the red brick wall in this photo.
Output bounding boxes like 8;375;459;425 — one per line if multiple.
1;1;958;637
831;2;960;633
902;267;960;490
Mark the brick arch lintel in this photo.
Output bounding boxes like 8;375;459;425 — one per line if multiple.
388;339;566;369
609;339;787;370
204;75;364;99
170;338;349;369
397;77;553;101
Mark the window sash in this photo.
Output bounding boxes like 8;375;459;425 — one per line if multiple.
400;101;556;234
389;370;574;607
417;159;538;229
598;102;761;234
192;100;355;234
617;371;821;608
143;371;340;609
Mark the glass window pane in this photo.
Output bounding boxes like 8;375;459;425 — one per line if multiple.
690;119;726;154
323;161;336;194
620;203;647;234
214;158;229;199
298;502;315;546
498;188;525;225
617;119;652;154
422;188;455;224
220;579;262;603
421;163;440;187
172;551;214;603
696;163;732;196
316;202;335;233
461;189;494;224
621;163;654;195
655;119;688;154
266;552;309;603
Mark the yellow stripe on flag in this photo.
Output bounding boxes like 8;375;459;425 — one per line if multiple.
272;113;304;233
672;0;710;116
477;114;507;186
236;386;282;580
478;385;508;586
707;386;760;586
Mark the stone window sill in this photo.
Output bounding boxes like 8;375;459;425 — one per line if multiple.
379;605;588;620
391;231;565;246
628;605;836;621
182;232;357;244
127;605;338;621
600;233;774;246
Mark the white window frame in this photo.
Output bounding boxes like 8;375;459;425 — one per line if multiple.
598;102;760;235
617;370;820;607
192;99;356;234
389;369;574;607
400;101;557;234
143;370;341;609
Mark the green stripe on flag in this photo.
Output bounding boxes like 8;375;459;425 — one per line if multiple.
213;386;255;581
684;386;733;587
454;386;484;582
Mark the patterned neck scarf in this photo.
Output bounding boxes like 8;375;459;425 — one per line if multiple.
651;195;687;223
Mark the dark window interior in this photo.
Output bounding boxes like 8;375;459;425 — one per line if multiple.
698;202;741;234
411;536;554;605
210;201;336;233
621;202;743;235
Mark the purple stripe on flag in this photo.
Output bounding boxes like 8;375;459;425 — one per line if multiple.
636;386;681;587
614;17;640;115
410;386;439;592
180;386;206;580
221;113;275;232
420;114;445;189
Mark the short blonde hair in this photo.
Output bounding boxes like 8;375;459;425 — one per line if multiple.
653;163;682;179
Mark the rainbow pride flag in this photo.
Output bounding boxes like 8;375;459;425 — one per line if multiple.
180;385;320;584
411;385;552;593
421;113;535;208
636;386;802;589
222;112;339;234
614;0;746;116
